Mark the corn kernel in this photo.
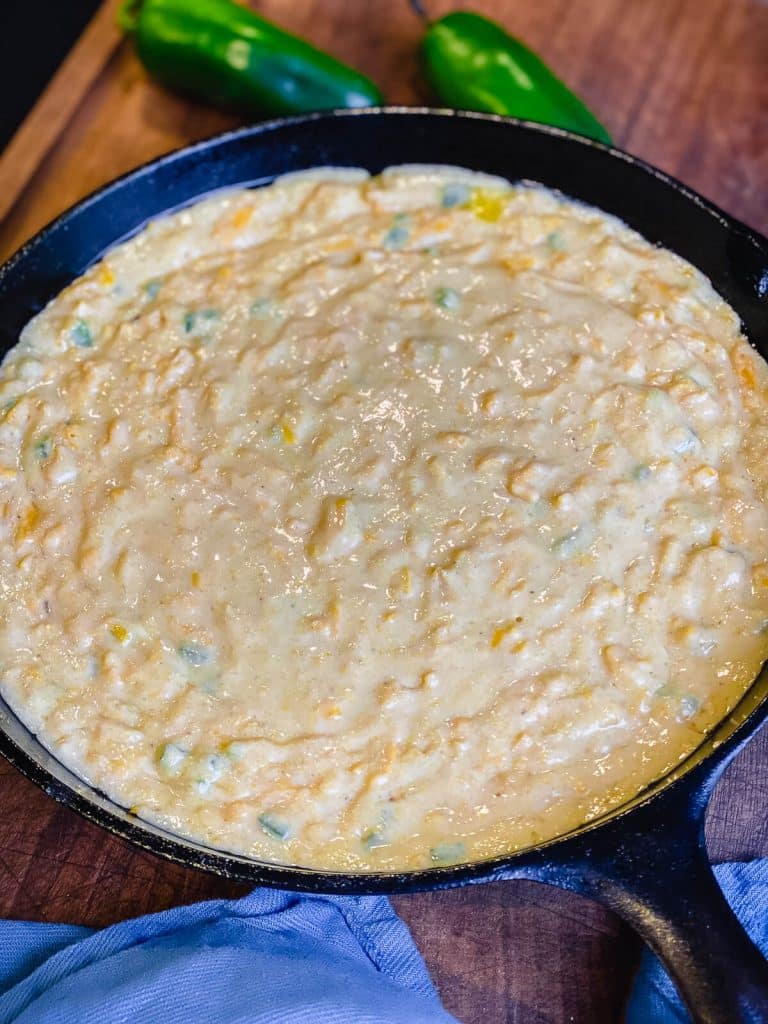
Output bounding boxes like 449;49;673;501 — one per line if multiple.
470;189;506;223
98;264;115;287
110;624;130;645
739;363;757;389
281;422;296;444
480;390;501;414
491;623;514;649
15;504;39;543
502;254;535;274
231;207;252;230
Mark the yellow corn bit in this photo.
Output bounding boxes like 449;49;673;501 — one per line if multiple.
551;491;573;510
400;567;411;594
113;550;129;584
191;570;201;588
735;353;758;391
98;264;115;287
752;563;768;590
675;624;696;646
470;189;506;222
281;422;296;444
655;280;677;299
110;624;130;645
320;702;342;720
231;207;253;230
491;623;514;649
502;254;535;274
216;265;233;282
590;443;615;467
711;529;724;547
480;390;501;414
15;504;39;543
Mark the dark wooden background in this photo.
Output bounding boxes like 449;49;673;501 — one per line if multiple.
0;1;766;1021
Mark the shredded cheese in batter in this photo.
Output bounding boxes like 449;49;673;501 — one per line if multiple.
1;166;767;871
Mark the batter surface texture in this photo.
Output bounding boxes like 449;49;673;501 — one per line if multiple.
1;167;767;870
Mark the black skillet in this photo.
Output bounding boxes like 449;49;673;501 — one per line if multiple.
1;109;767;1023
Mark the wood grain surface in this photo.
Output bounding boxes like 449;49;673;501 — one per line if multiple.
0;1;766;1021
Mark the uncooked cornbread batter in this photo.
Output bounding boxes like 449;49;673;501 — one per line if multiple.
0;166;767;871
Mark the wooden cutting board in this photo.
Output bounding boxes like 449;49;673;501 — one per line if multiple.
0;2;766;1022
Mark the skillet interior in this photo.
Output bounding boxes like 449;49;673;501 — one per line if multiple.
0;108;767;892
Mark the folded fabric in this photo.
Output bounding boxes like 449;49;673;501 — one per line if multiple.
0;888;459;1024
0;860;764;1023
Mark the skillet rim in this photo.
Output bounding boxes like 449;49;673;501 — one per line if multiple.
3;107;767;288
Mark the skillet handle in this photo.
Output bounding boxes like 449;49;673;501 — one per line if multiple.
508;774;768;1024
583;822;768;1023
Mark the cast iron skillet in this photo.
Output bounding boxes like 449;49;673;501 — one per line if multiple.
1;109;767;1023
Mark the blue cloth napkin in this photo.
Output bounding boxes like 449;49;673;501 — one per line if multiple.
0;889;459;1024
0;861;763;1023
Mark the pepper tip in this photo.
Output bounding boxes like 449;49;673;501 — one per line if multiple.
117;0;143;34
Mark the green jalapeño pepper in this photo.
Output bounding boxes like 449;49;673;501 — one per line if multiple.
418;10;611;145
118;0;383;117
